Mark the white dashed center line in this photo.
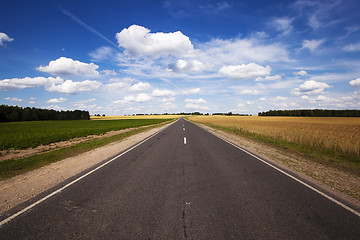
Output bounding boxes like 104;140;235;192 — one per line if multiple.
184;137;187;144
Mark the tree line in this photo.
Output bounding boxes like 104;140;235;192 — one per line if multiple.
258;109;360;117
0;105;90;122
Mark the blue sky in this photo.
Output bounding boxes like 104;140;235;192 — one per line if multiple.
1;0;360;115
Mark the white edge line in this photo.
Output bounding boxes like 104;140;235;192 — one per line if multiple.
0;119;179;227
196;122;360;217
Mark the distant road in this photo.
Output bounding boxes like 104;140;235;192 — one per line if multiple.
1;118;359;239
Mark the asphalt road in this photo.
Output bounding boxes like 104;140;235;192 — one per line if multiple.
0;118;359;239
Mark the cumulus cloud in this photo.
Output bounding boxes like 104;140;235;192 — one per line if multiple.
46;98;67;103
0;76;63;91
104;77;134;90
255;75;281;82
114;93;152;104
291;80;331;95
116;25;194;58
240;89;264;95
129;82;151;91
4;97;24;102
219;63;271;80
293;70;308;76
168;59;206;73
101;69;117;76
182;88;200;94
152;89;176;97
349;78;360;89
37;57;99;76
46;80;102;94
185;98;207;104
89;46;115;61
0;32;14;47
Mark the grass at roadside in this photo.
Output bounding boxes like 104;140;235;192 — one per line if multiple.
0;119;174;180
0;118;173;150
188;116;360;175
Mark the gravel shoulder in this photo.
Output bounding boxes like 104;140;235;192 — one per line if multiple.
0;122;172;215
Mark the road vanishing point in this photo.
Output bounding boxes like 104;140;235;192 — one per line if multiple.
1;118;359;239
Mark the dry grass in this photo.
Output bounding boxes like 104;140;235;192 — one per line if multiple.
189;116;360;160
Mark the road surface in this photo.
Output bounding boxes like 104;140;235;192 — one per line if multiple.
0;118;359;239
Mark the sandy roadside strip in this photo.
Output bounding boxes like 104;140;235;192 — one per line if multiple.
0;122;173;215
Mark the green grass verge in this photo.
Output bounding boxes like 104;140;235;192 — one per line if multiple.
188;119;360;175
0;118;172;150
0;120;174;180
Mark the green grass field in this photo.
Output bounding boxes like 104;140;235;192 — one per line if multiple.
0;118;172;150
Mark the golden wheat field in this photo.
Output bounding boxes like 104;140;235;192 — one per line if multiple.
189;115;360;158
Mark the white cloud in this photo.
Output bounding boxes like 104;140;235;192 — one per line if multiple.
185;103;210;110
350;78;360;89
0;32;13;47
198;38;290;64
219;63;271;80
343;42;360;52
152;89;176;97
37;57;99;76
301;39;325;53
291;80;331;95
104;77;134;90
46;98;67;103
255;75;282;82
240;89;264;95
89;46;115;61
185;98;207;104
182;88;200;94
0;76;63;91
114;93;152;104
116;25;193;58
129;82;151;91
4;97;24;102
168;59;206;73
293;70;308;76
46;80;101;94
269;17;293;35
101;69;117;76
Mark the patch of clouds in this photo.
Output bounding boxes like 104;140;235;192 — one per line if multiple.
168;59;206;73
255;75;282;82
113;93;152;104
349;78;360;89
152;89;176;97
301;39;325;53
116;25;194;59
344;42;360;52
37;57;99;76
269;17;293;35
240;89;264;95
291;80;331;95
101;69;117;76
129;82;151;91
182;88;200;95
4;97;24;102
293;70;308;76
219;63;271;80
46;80;102;94
0;32;14;47
198;38;291;65
185;98;207;104
89;46;115;61
0;76;63;91
104;77;134;91
46;98;67;103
